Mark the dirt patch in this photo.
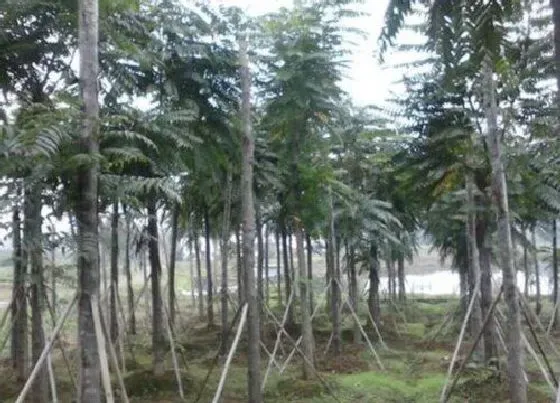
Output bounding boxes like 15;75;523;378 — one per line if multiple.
124;369;195;398
317;344;372;373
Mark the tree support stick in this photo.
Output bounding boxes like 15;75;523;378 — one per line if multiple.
163;304;185;400
47;351;58;403
439;285;479;403
212;303;248;403
280;336;302;373
92;295;115;403
99;298;130;403
521;332;556;393
15;293;77;403
262;288;295;390
442;287;502;402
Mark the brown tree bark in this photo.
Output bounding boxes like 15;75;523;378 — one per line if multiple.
531;226;541;315
306;232;313;313
147;196;165;376
204;209;214;326
275;229;282;305
329;191;341;355
11;185;27;382
239;34;263;402
220;170;233;355
281;225;294;326
110;201;119;344
77;0;101;399
168;203;179;327
26;181;48;402
194;225;204;318
123;205;135;335
295;222;315;379
368;244;380;325
484;58;526;402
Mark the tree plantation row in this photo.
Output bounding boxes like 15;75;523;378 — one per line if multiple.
2;0;560;402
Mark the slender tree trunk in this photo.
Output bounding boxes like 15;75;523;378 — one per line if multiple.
295;222;315;379
236;227;244;304
220;170;233;355
12;186;27;382
306;232;313;313
329;191;341;355
386;256;395;300
282;225;294;326
466;174;483;361
523;225;529;297
289;232;295;299
348;246;361;344
484;58;526;403
169;203;179;327
189;239;196;307
256;208;264;310
26;181;48;402
239;34;262;403
532;225;542;315
275;229;282;305
147;197;165;376
459;266;468;315
110;201;119;345
553;220;559;328
77;0;101;398
265;225;270;305
204;209;214;326
476;218;496;362
124;206;135;335
194;226;204;319
368;244;380;325
397;255;405;302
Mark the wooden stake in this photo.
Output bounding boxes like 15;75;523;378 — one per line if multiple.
47;351;58;403
522;332;556;393
15;293;77;403
280;336;302;373
439;285;479;403
163;304;185;400
91;295;115;403
212;303;248;403
441;287;502;402
99;299;130;403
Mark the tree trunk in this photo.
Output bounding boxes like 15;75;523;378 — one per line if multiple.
386;256;396;300
522;225;529;297
220;170;233;356
169;203;179;327
26;181;48;402
306;232;313;313
553;220;559;328
194;226;204;319
329;191;341;355
12;187;27;382
532;225;541;315
239;34;262;403
289;232;295;299
368;244;380;325
77;0;101;398
476;217;496;362
397;255;405;302
459;266;468;315
256;208;264;310
236;227;244;304
204;209;214;326
275;229;282;305
124;206;135;335
348;246;361;344
466;174;483;361
295;222;315;379
147;196;165;376
265;225;270;305
281;225;294;326
189;238;196;307
110;201;119;345
484;58;526;402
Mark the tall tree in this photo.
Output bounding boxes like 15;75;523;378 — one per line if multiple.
77;0;101;400
239;32;262;403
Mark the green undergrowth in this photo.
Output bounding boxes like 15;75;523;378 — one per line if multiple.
0;296;557;402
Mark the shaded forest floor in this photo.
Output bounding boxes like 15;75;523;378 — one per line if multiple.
0;295;557;402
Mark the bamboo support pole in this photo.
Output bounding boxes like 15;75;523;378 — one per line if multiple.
163;304;185;400
47;351;58;403
92;295;115;403
15;293;77;403
439;285;479;403
99;299;130;403
212;304;248;403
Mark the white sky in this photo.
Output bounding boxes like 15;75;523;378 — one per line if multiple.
212;0;401;108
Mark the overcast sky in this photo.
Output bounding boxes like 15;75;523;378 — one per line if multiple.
211;0;402;108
